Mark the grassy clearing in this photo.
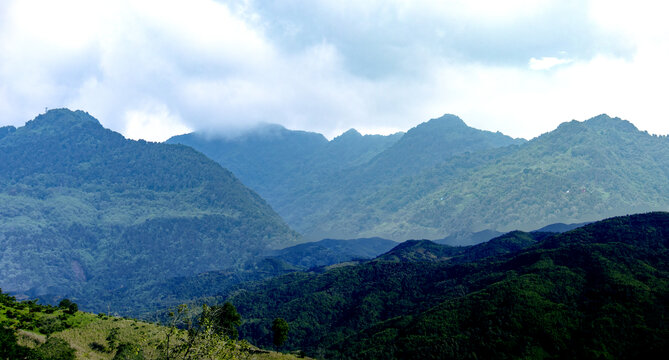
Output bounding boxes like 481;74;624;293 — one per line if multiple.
53;315;163;359
54;314;309;360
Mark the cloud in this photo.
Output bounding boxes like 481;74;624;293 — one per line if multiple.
529;57;573;70
0;0;667;142
247;0;634;77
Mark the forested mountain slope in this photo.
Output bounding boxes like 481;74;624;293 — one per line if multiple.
0;109;299;312
223;212;669;359
168;114;524;239
310;114;669;239
171;114;668;241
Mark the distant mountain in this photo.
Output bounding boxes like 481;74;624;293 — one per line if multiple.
434;224;588;247
168;123;328;197
169;114;668;242
307;114;669;239
224;212;669;359
533;221;591;233
0;109;299;311
374;240;463;263
376;231;551;264
268;237;398;269
169;115;523;240
167;124;403;219
350;114;525;183
435;229;503;246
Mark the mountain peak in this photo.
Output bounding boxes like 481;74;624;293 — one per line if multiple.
401;114;470;141
0;126;16;140
425;114;467;129
584;114;638;132
331;128;362;143
341;128;362;137
552;114;639;137
24;108;102;132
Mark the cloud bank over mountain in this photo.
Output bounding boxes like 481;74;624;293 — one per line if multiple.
1;0;667;141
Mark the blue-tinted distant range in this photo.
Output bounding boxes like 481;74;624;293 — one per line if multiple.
1;0;668;141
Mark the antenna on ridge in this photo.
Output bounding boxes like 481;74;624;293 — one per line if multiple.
45;107;48;113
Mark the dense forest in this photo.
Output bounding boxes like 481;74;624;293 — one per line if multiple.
217;213;669;359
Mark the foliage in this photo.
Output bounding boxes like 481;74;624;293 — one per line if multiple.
107;327;120;351
58;299;78;315
211;303;241;340
159;304;250;360
0;326;31;359
112;343;145;360
271;319;289;347
30;337;76;360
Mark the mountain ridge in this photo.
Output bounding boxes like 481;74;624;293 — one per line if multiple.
221;212;669;358
316;113;669;239
0;109;300;311
169;113;526;240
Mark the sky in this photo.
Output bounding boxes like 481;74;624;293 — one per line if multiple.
1;0;668;141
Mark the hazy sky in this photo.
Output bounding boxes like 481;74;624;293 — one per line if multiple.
1;0;668;141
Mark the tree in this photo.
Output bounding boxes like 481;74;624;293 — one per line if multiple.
58;299;78;315
31;337;76;360
107;327;120;351
160;304;246;360
271;318;289;347
211;302;241;339
0;327;31;359
112;343;144;360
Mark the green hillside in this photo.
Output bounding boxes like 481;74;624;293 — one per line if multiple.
310;114;669;239
0;109;300;313
219;213;668;359
1;290;306;359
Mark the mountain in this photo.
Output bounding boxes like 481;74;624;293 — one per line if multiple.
225;230;550;352
433;223;586;247
533;221;591;233
435;229;503;246
0;109;300;312
267;237;398;269
167;123;329;198
305;114;669;239
168;115;523;240
167;124;403;220
221;212;669;359
172;114;668;241
349;114;525;182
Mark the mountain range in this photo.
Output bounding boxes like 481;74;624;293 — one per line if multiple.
170;114;669;240
1;108;668;359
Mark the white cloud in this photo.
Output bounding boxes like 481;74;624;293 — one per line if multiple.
0;0;668;142
123;102;191;142
529;57;573;70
